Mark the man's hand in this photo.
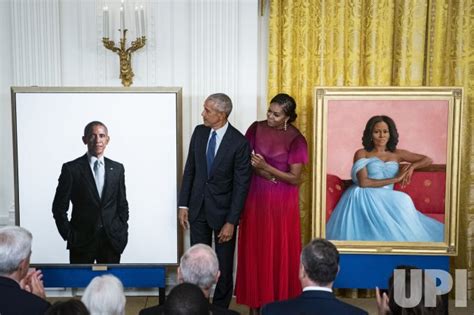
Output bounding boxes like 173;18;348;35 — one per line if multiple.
375;286;390;315
178;207;190;230
20;269;46;299
217;223;234;243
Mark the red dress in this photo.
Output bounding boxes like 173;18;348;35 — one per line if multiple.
235;121;308;308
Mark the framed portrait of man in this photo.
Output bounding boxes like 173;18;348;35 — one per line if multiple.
312;87;463;255
11;87;182;266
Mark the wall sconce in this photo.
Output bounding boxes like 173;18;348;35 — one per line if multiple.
102;1;146;87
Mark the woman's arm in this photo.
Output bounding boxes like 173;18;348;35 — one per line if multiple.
356;166;407;188
251;153;303;185
253;168;276;182
397;149;433;187
397;149;432;169
353;148;408;188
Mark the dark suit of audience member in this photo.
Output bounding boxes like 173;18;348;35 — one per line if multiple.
52;121;129;264
178;94;251;308
139;301;237;315
261;238;367;315
139;244;239;315
0;226;51;315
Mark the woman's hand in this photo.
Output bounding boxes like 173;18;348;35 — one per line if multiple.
251;153;268;170
399;164;415;188
251;153;303;185
393;167;409;184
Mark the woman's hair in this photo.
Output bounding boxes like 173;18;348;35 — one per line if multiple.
46;299;90;315
81;274;126;315
362;115;399;152
387;265;444;315
270;93;298;123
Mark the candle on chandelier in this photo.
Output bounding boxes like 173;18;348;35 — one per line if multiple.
120;6;125;30
135;6;141;37
103;6;109;38
140;5;146;37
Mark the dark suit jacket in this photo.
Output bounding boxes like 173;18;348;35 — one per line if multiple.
139;302;240;315
0;276;51;315
179;124;251;229
261;290;368;315
52;154;129;254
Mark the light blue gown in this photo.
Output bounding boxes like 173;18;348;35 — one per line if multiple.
326;157;444;242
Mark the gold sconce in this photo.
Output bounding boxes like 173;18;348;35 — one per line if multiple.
102;2;146;87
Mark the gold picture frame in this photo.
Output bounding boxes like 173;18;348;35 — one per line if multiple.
312;87;463;255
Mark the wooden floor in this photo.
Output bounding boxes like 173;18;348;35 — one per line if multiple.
47;296;474;314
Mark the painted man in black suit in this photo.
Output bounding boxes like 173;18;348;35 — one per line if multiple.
262;238;368;315
52;121;129;264
178;93;252;308
0;226;51;314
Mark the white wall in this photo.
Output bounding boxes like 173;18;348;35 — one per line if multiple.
0;0;265;226
0;0;14;225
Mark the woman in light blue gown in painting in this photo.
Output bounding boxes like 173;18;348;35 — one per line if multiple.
326;115;444;242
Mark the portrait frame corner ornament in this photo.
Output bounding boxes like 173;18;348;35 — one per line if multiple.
311;86;463;256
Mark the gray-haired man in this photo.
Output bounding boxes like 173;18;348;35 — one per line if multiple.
140;244;239;314
0;226;50;314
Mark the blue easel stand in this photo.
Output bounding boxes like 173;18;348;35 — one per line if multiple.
39;266;167;304
334;255;450;289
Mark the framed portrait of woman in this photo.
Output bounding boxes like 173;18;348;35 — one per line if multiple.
312;87;463;255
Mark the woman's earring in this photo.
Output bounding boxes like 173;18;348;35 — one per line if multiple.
284;120;288;131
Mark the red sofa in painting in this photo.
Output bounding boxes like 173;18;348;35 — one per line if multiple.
326;165;446;223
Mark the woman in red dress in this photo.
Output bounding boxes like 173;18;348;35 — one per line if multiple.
235;93;308;313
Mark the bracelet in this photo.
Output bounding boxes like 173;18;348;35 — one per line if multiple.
270;176;277;183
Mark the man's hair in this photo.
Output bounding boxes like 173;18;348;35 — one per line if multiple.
180;244;219;290
46;299;90;315
164;283;209;315
0;226;32;275
301;238;339;286
81;274;126;315
206;93;233;117
83;121;108;138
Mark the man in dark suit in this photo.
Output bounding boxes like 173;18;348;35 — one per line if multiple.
262;238;368;315
178;93;252;308
139;244;239;315
0;226;51;314
52;121;129;264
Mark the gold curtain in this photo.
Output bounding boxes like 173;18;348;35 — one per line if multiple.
267;0;474;297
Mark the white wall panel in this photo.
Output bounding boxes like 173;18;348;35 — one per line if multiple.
0;0;14;224
11;0;61;85
0;0;262;226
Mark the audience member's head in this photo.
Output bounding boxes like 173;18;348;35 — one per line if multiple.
178;243;219;296
81;274;126;315
299;238;339;288
0;226;32;281
386;265;444;315
46;299;90;315
164;283;209;315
